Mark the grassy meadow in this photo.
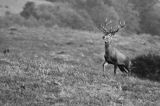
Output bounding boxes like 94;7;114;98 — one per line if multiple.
0;26;160;106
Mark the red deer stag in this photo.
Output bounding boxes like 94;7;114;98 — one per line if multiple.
100;18;131;76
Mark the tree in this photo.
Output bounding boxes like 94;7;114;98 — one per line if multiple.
20;1;37;19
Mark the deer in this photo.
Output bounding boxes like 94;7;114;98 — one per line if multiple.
100;18;131;76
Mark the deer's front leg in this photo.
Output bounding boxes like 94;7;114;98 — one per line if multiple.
102;61;108;77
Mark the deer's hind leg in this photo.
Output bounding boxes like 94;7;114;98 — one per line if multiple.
124;66;132;76
124;61;132;75
118;65;127;74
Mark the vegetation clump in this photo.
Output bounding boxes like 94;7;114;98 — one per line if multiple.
131;53;160;81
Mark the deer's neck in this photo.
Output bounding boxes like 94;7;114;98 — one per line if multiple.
105;42;110;49
105;41;112;55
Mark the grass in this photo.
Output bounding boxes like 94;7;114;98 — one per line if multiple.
0;26;160;106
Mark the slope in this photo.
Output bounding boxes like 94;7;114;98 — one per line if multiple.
0;26;160;105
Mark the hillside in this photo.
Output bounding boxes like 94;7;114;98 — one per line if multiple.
0;0;52;16
0;0;160;105
1;0;160;35
0;26;160;105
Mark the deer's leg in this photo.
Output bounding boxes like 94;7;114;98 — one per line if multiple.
118;65;127;73
125;66;132;76
124;61;132;75
114;65;117;75
102;61;108;76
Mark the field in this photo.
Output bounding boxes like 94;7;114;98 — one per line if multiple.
0;26;160;106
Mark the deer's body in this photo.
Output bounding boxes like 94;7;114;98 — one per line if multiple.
103;41;131;75
100;18;131;75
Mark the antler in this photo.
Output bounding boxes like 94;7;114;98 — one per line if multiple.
105;18;112;26
100;18;113;35
109;20;126;36
117;20;125;30
100;18;126;37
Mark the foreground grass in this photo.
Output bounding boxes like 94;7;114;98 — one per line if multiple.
0;26;160;106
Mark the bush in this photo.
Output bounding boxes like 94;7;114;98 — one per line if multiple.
131;53;160;81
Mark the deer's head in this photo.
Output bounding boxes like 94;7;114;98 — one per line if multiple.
100;18;125;43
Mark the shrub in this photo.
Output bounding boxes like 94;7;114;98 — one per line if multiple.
131;53;160;81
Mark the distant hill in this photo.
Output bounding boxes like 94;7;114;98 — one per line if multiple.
0;0;160;35
0;0;52;16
